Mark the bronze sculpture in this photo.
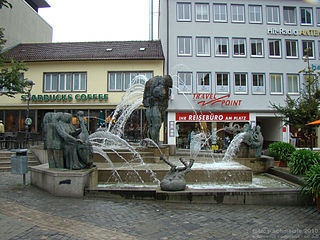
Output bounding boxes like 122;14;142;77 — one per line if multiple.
43;111;93;170
143;75;172;144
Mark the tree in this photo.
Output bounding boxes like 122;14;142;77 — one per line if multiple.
270;49;320;149
0;1;29;97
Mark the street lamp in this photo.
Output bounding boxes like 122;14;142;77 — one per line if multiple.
25;79;34;147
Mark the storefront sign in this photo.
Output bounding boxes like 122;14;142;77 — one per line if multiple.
192;93;242;107
267;28;320;37
176;112;249;122
21;93;108;102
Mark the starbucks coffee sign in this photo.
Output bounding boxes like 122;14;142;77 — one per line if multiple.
21;93;108;102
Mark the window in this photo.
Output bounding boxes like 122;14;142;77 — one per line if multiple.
248;5;262;23
270;74;283;94
284;6;296;25
215;38;228;56
268;39;281;58
178;37;192;56
216;73;229;93
301;7;312;25
231;4;245;23
250;39;264;57
252;73;265;94
285;40;298;58
108;72;153;91
195;3;209;22
177;72;192;93
234;73;247;94
287;74;299;94
44;72;86;92
197;72;211;93
317;8;320;26
196;37;210;56
302;40;314;58
267;6;280;24
213;3;227;22
233;38;246;57
177;2;192;21
59;73;72;91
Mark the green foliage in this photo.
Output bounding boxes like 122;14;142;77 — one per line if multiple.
0;0;12;9
267;142;296;162
301;162;320;201
0;3;29;97
288;149;320;175
270;49;320;150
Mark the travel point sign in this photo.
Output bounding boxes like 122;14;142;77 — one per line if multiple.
192;93;242;107
176;112;249;122
21;93;108;102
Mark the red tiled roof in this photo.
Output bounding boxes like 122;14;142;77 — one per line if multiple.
4;40;164;62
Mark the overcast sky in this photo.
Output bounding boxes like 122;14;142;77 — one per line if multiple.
38;0;158;42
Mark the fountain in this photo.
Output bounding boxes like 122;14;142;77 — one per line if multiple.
29;74;292;203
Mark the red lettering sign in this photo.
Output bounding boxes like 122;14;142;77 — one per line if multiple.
176;112;249;122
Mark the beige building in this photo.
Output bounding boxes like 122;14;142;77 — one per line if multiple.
2;41;164;140
0;0;52;49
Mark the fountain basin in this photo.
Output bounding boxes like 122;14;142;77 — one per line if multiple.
95;160;252;184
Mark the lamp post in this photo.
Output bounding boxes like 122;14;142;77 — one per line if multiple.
25;80;34;147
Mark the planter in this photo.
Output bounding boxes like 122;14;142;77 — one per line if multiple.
279;160;287;167
317;196;320;212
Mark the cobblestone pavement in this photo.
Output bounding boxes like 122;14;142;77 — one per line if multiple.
0;172;320;240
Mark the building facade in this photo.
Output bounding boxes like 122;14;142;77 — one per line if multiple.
0;0;52;49
2;41;164;140
159;0;320;150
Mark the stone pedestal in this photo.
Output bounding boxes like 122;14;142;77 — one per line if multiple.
30;164;98;197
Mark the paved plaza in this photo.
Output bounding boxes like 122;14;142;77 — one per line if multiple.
0;172;319;240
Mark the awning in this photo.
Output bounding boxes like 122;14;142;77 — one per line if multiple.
306;120;320;125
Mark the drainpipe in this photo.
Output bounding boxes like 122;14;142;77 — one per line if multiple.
149;0;153;40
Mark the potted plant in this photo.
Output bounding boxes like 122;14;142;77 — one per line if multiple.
288;149;320;175
267;142;296;167
301;162;320;212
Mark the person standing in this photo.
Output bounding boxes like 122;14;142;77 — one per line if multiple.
0;120;5;133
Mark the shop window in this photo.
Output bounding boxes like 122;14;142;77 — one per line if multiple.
177;72;192;93
195;3;209;22
302;40;314;59
301;7;313;25
231;4;245;23
213;3;227;22
284;6;297;25
43;72;87;92
248;5;262;24
267;6;280;24
270;74;283;94
178;37;192;56
234;73;247;94
250;39;264;57
108;72;153;92
268;39;281;58
177;2;192;21
197;72;211;93
286;40;298;58
233;38;246;57
215;37;228;56
287;74;299;94
196;37;210;56
252;73;265;94
216;73;229;94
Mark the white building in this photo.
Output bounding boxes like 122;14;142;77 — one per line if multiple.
0;0;52;49
158;0;320;150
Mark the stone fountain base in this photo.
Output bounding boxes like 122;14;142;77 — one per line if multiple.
96;160;252;184
30;164;98;197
